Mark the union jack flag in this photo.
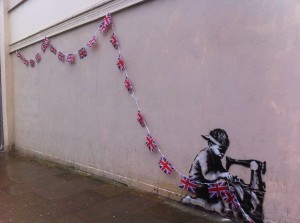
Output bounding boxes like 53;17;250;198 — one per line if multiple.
67;54;75;64
179;176;198;193
124;77;132;93
117;56;125;71
137;110;145;127
41;43;47;53
35;53;41;63
159;156;174;175
223;190;240;210
99;13;112;33
103;13;112;27
208;181;228;199
58;52;65;62
78;47;87;59
146;134;157;152
41;37;50;53
110;33;119;49
23;58;29;66
30;59;35;67
87;36;97;47
16;50;23;59
99;22;108;33
43;37;50;46
50;45;57;55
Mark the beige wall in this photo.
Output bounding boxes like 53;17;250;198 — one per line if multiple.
7;0;300;222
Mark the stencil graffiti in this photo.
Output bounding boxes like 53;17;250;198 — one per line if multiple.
181;128;266;223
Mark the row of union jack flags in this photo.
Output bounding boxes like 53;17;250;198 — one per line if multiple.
103;15;202;195
15;13;242;203
16;35;96;66
15;13;113;67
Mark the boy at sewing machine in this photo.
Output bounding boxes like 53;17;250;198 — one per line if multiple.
182;128;231;214
182;128;265;223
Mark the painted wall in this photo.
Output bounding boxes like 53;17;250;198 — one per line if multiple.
9;0;300;222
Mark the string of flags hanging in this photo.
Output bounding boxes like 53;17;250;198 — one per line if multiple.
15;13;254;223
16;27;99;66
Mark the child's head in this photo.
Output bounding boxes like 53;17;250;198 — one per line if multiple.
202;128;230;158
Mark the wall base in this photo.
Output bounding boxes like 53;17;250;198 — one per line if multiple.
14;145;183;201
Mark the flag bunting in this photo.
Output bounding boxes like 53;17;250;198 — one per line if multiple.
159;156;174;175
179;176;198;193
146;134;157;152
35;53;41;63
78;47;87;59
110;33;119;49
117;56;125;71
137;111;145;127
67;54;75;64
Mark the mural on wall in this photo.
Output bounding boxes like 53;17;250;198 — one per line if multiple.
181;128;267;223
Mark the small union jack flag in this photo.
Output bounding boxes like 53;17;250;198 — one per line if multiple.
16;50;23;59
117;56;125;71
146;134;157;152
41;37;50;53
159;157;174;175
99;13;112;33
124;77;133;93
43;37;50;46
41;43;47;53
99;21;108;33
179;176;198;193
30;59;35;67
50;45;57;55
78;48;87;59
208;181;228;199
35;53;41;63
110;33;119;49
67;54;75;64
103;12;112;27
87;36;97;47
23;58;29;66
137;110;145;127
58;52;65;62
223;190;240;210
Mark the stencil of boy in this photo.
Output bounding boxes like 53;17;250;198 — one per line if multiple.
182;128;232;214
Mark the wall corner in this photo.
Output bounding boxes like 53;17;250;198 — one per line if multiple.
0;0;14;151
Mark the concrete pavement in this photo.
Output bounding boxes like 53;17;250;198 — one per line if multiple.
0;151;233;223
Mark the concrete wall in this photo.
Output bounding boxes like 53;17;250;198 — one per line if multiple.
6;0;300;222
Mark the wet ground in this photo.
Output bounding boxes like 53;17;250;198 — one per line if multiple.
0;151;232;223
